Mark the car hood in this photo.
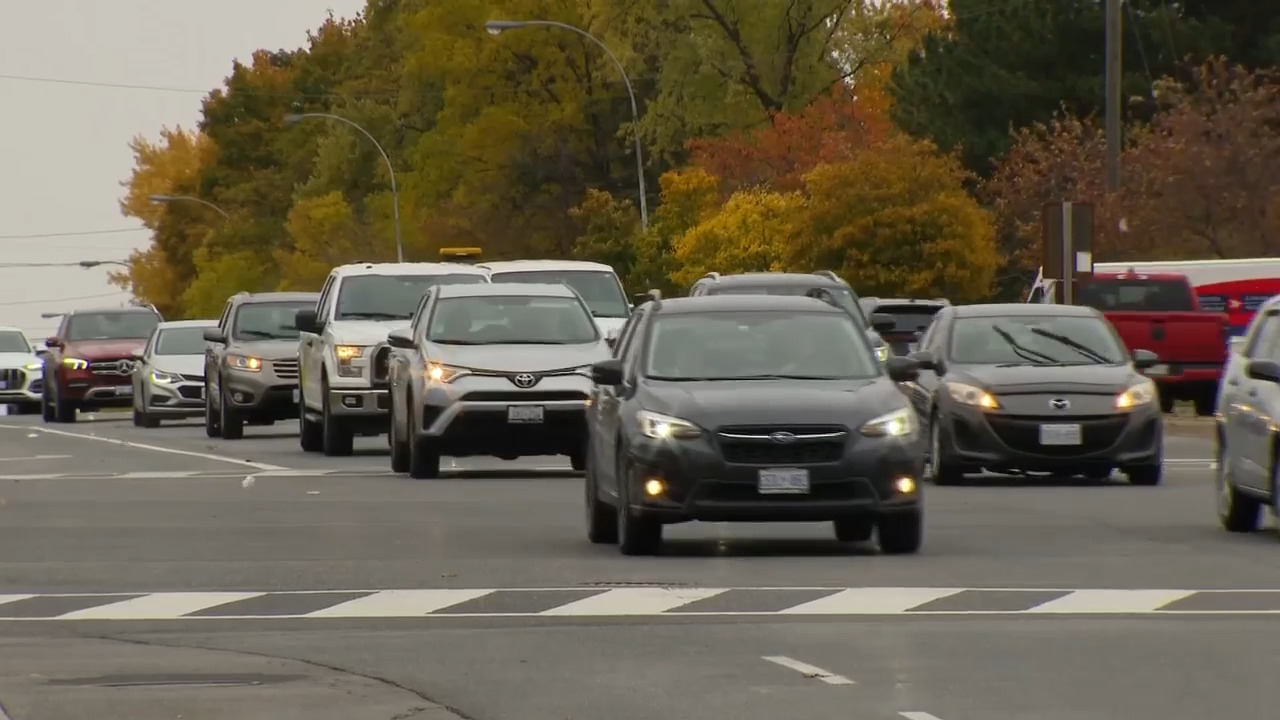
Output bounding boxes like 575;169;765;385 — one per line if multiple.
640;378;908;429
427;341;610;373
333;319;410;346
151;354;205;376
231;338;299;360
63;339;147;359
0;352;40;370
952;363;1142;394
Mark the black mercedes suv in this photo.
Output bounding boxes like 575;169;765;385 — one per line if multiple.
583;292;925;555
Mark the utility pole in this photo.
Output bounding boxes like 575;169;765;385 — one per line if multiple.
1104;0;1122;191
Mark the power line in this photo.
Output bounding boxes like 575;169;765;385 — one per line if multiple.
0;291;129;307
0;228;146;240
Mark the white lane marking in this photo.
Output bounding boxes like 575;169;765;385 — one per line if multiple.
307;589;494;617
761;656;854;685
539;587;727;615
900;713;946;720
4;425;287;470
779;588;962;614
0;595;32;606
1025;589;1195;614
57;592;265;620
0;455;71;462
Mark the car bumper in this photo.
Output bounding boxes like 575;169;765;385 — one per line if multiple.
224;371;298;417
0;368;42;404
328;387;390;416
59;371;133;405
145;379;206;416
416;398;588;456
623;437;923;523
938;403;1162;472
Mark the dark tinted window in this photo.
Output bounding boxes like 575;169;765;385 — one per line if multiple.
951;315;1127;365
710;284;866;324
233;302;314;341
65;312;159;341
155;326;209;355
428;295;599;345
1078;279;1195;312
870;305;945;333
336;274;487;321
489;270;629;319
0;331;31;353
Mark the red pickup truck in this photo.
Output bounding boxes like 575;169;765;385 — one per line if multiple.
1076;271;1229;415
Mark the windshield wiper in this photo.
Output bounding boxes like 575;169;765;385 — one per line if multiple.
724;374;848;380
430;339;482;345
341;312;408;320
238;330;275;339
990;324;1058;365
1028;327;1113;364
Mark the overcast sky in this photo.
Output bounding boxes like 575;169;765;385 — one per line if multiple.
0;0;365;340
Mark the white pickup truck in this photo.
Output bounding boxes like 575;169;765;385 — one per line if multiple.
293;262;491;455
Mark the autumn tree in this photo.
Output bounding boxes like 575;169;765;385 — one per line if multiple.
669;189;806;286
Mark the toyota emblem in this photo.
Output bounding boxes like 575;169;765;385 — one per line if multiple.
769;431;797;443
1049;398;1070;410
512;373;538;388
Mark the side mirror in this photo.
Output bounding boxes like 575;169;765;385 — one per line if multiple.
387;328;416;349
591;358;624;386
1247;359;1280;384
908;350;938;371
885;356;920;382
1131;348;1159;370
870;312;896;333
202;327;226;343
604;328;620;349
45;336;62;348
295;309;320;334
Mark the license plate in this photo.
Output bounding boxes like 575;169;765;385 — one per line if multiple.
758;468;810;494
1144;364;1169;376
1039;423;1081;446
508;405;544;423
0;381;6;389
292;388;300;404
115;385;132;396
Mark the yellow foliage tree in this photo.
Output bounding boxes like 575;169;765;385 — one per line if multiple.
670;189;806;288
180;246;280;318
794;136;998;301
277;192;366;291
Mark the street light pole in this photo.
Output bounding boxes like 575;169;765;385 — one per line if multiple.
283;112;404;262
148;194;231;219
485;19;650;233
78;260;130;269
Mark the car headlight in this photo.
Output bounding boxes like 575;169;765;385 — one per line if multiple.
24;361;42;371
860;407;916;437
425;363;468;383
1116;379;1156;409
572;365;593;377
61;357;88;370
150;370;182;384
226;354;262;372
944;381;999;409
334;345;368;364
637;410;701;439
874;344;890;362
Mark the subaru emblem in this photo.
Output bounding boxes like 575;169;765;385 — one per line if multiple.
769;431;797;443
1049;398;1070;410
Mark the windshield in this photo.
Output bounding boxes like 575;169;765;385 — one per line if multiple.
0;331;31;354
712;284;867;325
489;270;629;318
65;312;159;341
155;326;209;355
336;274;487;320
1078;279;1196;312
427;295;600;345
646;311;879;380
233;302;313;341
950;316;1127;365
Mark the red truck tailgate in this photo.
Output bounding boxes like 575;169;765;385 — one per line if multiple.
1105;311;1227;364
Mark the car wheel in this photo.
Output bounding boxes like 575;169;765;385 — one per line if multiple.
878;510;923;554
616;455;661;555
16;402;40;416
298;388;322;452
389;391;410;473
131;405;142;427
218;385;244;440
41;383;55;422
1217;447;1259;532
833;517;874;543
929;417;963;486
1126;464;1161;486
569;449;586;472
51;381;75;423
406;402;440;479
203;380;220;437
320;374;354;457
585;442;618;544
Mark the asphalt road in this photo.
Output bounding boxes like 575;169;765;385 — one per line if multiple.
0;411;1273;720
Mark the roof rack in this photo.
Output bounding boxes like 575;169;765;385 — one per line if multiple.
633;289;662;306
812;270;841;282
804;287;840;309
700;272;720;282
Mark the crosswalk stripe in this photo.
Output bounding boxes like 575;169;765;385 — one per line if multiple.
778;587;962;614
539;587;726;615
1023;589;1197;614
56;592;265;620
306;589;493;617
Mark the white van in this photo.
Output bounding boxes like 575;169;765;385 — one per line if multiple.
477;260;631;336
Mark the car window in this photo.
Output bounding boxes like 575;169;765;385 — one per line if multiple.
233;302;314;341
0;330;31;353
1078;279;1196;312
154;326;209;355
613;308;646;359
65;313;160;341
336;274;487;321
710;284;866;325
489;270;629;319
950;315;1127;365
427;295;600;345
645;311;877;380
871;305;945;334
1246;316;1280;359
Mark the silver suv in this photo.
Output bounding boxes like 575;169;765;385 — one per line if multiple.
386;282;610;478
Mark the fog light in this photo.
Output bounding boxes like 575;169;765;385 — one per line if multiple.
643;478;664;496
893;477;916;494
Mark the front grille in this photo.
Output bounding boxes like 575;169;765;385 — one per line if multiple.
985;414;1130;456
716;425;847;465
89;359;133;376
272;359;299;379
460;391;589;402
0;369;26;387
177;386;203;400
180;373;204;383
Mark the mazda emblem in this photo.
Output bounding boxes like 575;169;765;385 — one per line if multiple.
769;431;797;443
1049;398;1070;410
512;373;538;389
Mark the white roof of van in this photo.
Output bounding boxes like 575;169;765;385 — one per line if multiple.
331;262;490;278
479;259;616;274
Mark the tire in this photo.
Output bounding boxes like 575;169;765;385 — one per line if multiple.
131;405;143;426
569;450;586;472
834;517;874;542
218;386;244;440
928;416;963;486
15;402;39;416
406;404;440;479
204;380;220;438
1216;447;1260;532
1126;464;1162;486
140;412;161;429
299;389;322;452
1194;393;1216;417
616;455;661;555
1159;392;1175;414
388;390;410;473
41;383;54;422
585;443;618;544
320;375;353;457
878;510;923;554
51;381;75;423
